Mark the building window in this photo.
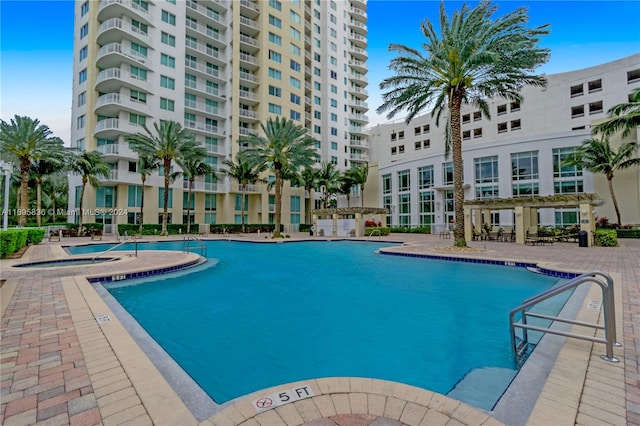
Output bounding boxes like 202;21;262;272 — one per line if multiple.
510;119;521;130
268;103;281;115
79;46;88;61
382;174;392;194
158;188;173;208
78;68;87;84
497;104;507;115
161;10;176;25
397;170;410;192
462;130;471;140
570;84;583;97
160;97;175;111
419;191;435;225
498;122;507;133
80;23;88;39
414;141;422;150
511;151;539;196
161;54;175;68
510;101;520;112
268;68;282;80
473;111;482;121
131;66;147;81
269;0;281;11
588;79;602;93
443;162;454;186
290;195;301;225
269;85;282;97
418;165;434;189
80;1;89;16
627;69;640;83
473;128;483;138
414;126;421;136
290;60;300;72
78;92;86;107
269;50;282;63
96;186;116;208
553;147;583;194
130;89;147;103
290;77;301;89
398;131;404;140
423;140;430;148
268;15;281;28
160;75;175;89
268;32;282;45
391;147;397;155
589;100;603;114
571;105;584;118
474;156;498;199
77;115;85;129
290;43;300;56
161;31;175;46
555;209;579;228
290;94;300;105
398;193;411;227
129;113;146;126
423;125;430;133
128;185;142;207
462;114;470;124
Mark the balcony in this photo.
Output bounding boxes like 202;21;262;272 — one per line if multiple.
348;73;368;85
184;119;223;136
348;98;368;111
239;15;259;35
238;70;259;88
349;153;369;162
238;109;259;121
349;139;369;148
185;39;223;64
239;0;260;18
238;52;258;69
95;93;149;116
350;44;368;61
349;6;367;21
184;99;223;118
185;58;222;81
238;127;257;136
97;18;151;46
349;32;367;47
348;58;367;73
239;33;259;53
185;19;224;47
238;89;258;104
230;183;262;193
97;42;151;69
348;112;369;123
186;0;225;29
98;0;152;24
348;19;367;34
95;67;151;92
183;180;219;192
349;125;367;136
349;85;369;99
184;79;225;100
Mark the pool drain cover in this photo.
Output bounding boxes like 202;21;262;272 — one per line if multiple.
95;314;112;324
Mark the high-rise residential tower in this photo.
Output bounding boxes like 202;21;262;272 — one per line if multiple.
69;0;369;233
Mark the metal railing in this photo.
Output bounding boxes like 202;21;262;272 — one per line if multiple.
509;271;620;367
183;235;207;257
91;239;137;263
365;229;381;240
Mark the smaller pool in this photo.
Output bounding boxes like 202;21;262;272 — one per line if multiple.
13;257;118;268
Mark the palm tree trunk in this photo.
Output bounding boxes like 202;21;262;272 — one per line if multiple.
608;176;622;226
451;93;467;247
274;166;282;238
36;177;42;227
186;179;193;234
79;179;87;231
162;160;170;236
19;159;29;227
361;184;365;207
139;176;146;234
241;185;246;233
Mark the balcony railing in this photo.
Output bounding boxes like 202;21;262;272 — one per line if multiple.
185;79;221;97
184;119;220;135
185;59;220;78
186;0;222;23
97;42;150;66
98;18;150;43
185;39;221;60
185;19;222;41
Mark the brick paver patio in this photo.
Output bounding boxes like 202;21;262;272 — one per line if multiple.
1;234;638;425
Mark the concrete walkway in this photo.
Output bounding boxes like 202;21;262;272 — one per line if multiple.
1;234;638;425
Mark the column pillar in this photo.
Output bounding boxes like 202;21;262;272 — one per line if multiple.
515;206;525;244
579;203;594;247
464;207;472;241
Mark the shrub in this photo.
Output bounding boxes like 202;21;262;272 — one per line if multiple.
299;224;312;232
594;229;617;247
616;228;640;239
26;228;46;245
210;224;277;234
117;224;201;235
0;229;29;258
389;226;431;234
365;220;382;227
365;226;390;236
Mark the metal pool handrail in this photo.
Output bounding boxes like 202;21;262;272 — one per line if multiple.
91;239;137;263
183;235;207;257
509;271;619;366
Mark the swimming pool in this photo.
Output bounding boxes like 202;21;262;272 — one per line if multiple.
68;240;566;410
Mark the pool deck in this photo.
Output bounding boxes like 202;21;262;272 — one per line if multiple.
0;233;637;426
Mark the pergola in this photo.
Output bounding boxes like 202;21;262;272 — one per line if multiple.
311;207;389;237
463;193;604;246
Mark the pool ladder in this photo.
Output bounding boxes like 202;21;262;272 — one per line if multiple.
91;239;138;263
183;235;207;257
509;271;620;367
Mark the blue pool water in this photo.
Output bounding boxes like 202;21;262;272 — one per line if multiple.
68;241;565;408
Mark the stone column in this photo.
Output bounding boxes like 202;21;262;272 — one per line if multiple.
579;203;594;247
464;207;473;241
515;206;525;244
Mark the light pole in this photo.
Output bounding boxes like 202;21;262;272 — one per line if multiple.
0;160;13;230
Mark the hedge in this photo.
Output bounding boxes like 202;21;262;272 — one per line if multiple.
389;226;431;234
616;228;640;239
27;228;46;245
0;229;28;258
209;224;278;234
594;229;618;247
364;226;391;236
117;223;201;235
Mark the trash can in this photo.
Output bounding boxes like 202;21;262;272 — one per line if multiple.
578;230;588;247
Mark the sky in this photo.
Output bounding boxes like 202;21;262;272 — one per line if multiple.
1;0;639;145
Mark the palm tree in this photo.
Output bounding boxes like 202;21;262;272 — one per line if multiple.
67;150;110;231
346;164;369;207
223;152;267;233
126;120;200;236
134;152;159;234
42;172;68;223
377;1;549;246
30;137;65;226
241;117;316;238
178;147;212;234
565;137;640;226
593;87;640;137
296;167;320;224
338;175;355;208
0;115;61;226
318;162;342;208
